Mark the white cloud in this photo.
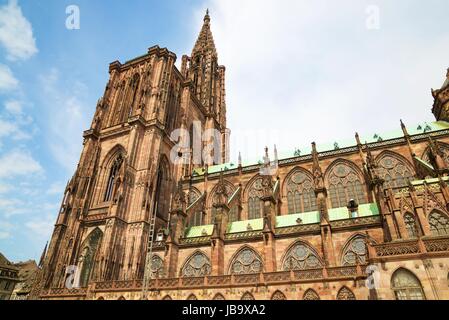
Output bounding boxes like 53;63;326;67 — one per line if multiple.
5;99;22;115
0;221;14;239
192;0;449;162
25;215;54;238
0;63;18;91
0;149;43;178
39;69;89;172
0;0;37;61
46;181;65;195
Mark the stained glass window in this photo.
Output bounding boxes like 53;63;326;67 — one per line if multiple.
271;291;287;300
213;293;225;300
282;242;323;271
303;289;320;300
428;210;449;236
241;292;255;300
391;269;425;300
181;252;211;277
188;190;203;227
341;236;367;266
286;171;317;214
377;155;414;188
104;154;123;202
150;255;164;278
404;213;418;238
337;287;356;300
327;162;367;208
229;248;263;275
247;178;264;219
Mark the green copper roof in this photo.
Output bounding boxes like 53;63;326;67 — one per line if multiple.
191;121;449;176
329;203;380;221
185;225;214;238
227;218;263;234
275;211;320;227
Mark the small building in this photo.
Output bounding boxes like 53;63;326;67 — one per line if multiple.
10;260;39;300
0;253;19;300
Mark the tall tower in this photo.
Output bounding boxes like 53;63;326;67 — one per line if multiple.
34;11;228;295
182;10;229;165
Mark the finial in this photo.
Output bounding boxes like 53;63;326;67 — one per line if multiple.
204;8;210;22
238;151;242;167
355;132;361;145
400;119;409;136
446;67;449;79
311;142;317;153
274;144;278;161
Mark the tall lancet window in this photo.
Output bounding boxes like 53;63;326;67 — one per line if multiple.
285;170;317;214
326;162;367;208
247;177;264;220
104;154;123;202
128;74;140;118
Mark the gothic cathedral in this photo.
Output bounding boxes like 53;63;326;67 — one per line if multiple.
32;12;449;300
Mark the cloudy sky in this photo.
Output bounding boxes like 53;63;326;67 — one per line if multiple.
0;0;448;262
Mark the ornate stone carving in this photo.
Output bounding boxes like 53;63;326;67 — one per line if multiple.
337;287;356;300
282;242;323;271
341;236;367;266
230;248;263;275
181;252;211;277
303;289;320;300
271;290;286;300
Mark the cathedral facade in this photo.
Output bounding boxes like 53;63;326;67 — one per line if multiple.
32;12;449;300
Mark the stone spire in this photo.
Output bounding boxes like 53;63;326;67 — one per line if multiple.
192;9;217;57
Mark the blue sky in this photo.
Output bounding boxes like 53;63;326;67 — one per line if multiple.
0;0;448;262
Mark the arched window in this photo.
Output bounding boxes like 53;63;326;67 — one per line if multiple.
326;162;367;208
229;247;263;275
391;268;425;300
271;290;286;300
247;177;264;219
128;74;140;117
341;235;367;266
377;154;414;188
336;287;356;300
181;251;211;277
422;141;449;168
153;159;170;221
188;190;203;227
213;293;225;300
404;213;418;238
118;296;126;300
241;292;255;300
187;294;198;300
104;154;123;202
150;255;164;279
428;210;449;236
162;295;172;300
282;242;323;271
285;170;317;214
303;289;320;300
78;228;103;287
